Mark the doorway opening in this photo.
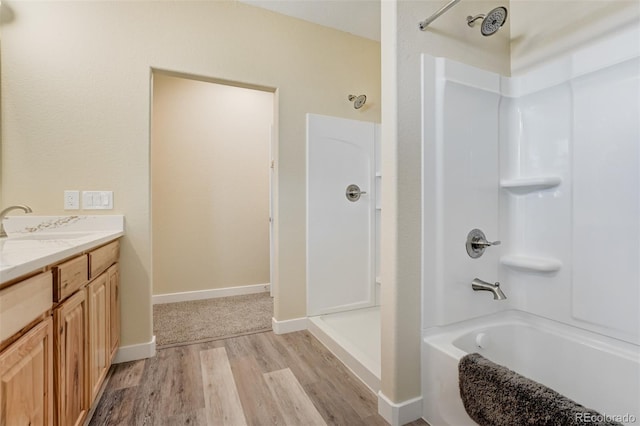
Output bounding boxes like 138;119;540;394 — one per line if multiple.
150;70;277;347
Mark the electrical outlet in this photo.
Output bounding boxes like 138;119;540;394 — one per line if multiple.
64;190;80;210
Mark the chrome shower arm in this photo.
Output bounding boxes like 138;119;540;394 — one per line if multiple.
419;0;462;30
466;14;485;27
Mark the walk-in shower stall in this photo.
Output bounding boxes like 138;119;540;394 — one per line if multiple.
306;113;382;391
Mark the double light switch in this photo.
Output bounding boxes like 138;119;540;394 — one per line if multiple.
83;191;113;209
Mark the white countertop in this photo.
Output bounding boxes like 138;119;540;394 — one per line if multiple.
0;215;125;284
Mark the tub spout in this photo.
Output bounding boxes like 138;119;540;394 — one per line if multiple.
472;278;507;300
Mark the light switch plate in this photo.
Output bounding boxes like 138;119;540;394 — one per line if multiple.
82;191;113;210
64;190;80;210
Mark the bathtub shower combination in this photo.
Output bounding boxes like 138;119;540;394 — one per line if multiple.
421;25;639;426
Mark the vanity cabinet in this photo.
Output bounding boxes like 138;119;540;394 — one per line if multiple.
0;317;54;426
54;290;88;426
0;238;120;426
54;239;120;420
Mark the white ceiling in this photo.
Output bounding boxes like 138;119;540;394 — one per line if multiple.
239;0;381;41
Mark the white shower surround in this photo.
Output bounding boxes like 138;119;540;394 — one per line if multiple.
421;24;639;424
306;114;378;316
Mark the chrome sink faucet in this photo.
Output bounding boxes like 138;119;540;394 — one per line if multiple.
472;278;507;300
0;205;33;238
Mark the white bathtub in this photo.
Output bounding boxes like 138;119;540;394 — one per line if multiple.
422;311;640;426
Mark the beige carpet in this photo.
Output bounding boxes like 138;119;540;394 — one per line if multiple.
153;292;273;348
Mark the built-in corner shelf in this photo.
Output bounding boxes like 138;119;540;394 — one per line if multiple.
500;176;562;194
500;255;562;273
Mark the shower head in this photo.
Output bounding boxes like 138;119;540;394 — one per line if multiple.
481;7;508;36
348;94;367;109
467;6;508;36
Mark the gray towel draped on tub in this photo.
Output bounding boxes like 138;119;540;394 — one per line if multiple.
458;353;622;426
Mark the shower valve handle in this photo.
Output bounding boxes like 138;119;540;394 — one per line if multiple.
466;229;500;258
473;238;501;247
345;184;367;202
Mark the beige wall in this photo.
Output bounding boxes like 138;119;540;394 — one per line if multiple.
510;0;640;74
151;73;273;295
1;1;380;347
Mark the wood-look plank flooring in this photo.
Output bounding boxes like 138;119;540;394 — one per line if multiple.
89;330;429;426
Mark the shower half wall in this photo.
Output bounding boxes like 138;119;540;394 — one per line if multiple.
421;25;639;424
306;113;382;392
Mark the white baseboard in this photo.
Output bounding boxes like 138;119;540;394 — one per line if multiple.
271;317;308;334
113;335;156;364
378;392;423;426
152;283;270;305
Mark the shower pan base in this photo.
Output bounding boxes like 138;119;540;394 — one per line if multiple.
308;306;381;392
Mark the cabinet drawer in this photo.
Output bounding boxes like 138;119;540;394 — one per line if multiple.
55;255;89;302
89;240;120;279
0;271;53;343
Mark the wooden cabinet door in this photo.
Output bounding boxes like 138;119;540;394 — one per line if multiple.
0;318;54;426
87;274;109;405
107;264;120;363
54;291;88;426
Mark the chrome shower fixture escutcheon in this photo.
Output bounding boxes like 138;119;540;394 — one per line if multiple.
466;228;500;258
345;184;366;202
